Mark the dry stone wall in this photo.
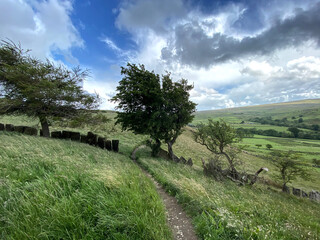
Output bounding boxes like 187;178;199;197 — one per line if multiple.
0;123;120;152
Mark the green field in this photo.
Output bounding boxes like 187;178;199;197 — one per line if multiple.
193;98;320;125
1;98;320;239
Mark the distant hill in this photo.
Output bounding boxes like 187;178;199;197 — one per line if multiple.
193;99;320;125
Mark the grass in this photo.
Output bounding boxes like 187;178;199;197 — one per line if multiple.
1;98;320;239
136;148;320;240
193;98;320;125
0;131;172;239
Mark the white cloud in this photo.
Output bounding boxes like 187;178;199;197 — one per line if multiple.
287;56;320;79
0;0;83;62
83;79;118;110
241;61;282;77
101;37;122;53
112;0;320;110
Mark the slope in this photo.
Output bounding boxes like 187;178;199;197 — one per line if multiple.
0;131;172;239
193;98;320;125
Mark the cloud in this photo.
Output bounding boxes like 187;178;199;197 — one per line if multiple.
0;0;83;62
116;0;186;34
161;2;320;68
240;61;282;77
287;56;320;79
101;37;122;53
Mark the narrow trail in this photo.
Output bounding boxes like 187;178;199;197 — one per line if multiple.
131;145;198;240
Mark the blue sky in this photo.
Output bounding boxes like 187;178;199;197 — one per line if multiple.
1;0;320;110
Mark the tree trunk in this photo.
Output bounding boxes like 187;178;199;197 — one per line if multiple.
167;141;175;160
221;151;239;180
151;139;161;157
39;116;50;137
250;167;268;185
282;183;290;193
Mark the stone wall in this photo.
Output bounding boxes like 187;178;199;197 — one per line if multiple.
0;123;120;152
291;186;320;202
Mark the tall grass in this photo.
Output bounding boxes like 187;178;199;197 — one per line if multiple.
136;148;320;240
1;104;320;239
0;132;172;239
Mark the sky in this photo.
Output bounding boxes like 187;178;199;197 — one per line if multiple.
1;0;320;111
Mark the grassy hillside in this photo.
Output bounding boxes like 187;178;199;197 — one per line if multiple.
137;151;320;240
1;98;320;239
193;99;320;125
0;131;171;239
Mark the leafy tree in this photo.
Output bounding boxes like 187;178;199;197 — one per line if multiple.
156;74;196;159
288;127;300;138
0;41;99;137
194;119;242;178
266;144;273;150
270;151;309;192
112;63;196;159
255;144;262;149
298;117;303;123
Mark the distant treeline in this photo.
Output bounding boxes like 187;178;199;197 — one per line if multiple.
248;116;319;131
236;127;320;140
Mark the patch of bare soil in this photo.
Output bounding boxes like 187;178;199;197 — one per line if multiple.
131;145;198;240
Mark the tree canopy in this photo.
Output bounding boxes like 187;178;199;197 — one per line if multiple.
269;151;309;192
288;127;300;138
194;119;241;177
112;63;196;159
0;40;99;137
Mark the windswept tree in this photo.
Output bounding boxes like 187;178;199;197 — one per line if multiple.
194;119;269;183
112;63;196;159
0;41;99;137
194;119;242;178
270;151;309;192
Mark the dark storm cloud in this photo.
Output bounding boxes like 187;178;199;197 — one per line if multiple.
161;3;320;68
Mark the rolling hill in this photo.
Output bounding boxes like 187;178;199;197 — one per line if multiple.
1;98;320;239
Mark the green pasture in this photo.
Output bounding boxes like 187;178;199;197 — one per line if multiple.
193;98;320;125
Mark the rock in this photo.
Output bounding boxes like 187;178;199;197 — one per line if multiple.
292;187;301;197
112;140;119;152
87;132;97;145
62;130;71;139
70;132;80;141
14;126;25;133
187;158;193;166
5;124;14;131
23;127;38;136
180;156;187;164
0;123;4;131
51;131;62;138
98;137;105;149
80;135;87;143
302;191;308;198
105;140;112;151
309;190;320;202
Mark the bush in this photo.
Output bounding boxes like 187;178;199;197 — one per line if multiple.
266;144;273;150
